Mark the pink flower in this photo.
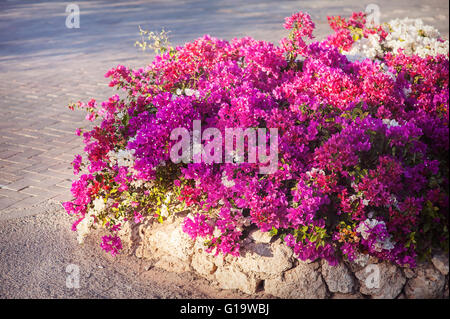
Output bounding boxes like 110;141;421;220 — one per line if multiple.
72;154;83;175
100;235;122;256
283;11;315;39
182;213;214;240
134;211;144;223
65;11;449;268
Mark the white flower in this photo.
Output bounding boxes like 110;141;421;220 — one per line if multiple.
389;195;399;209
343;33;383;60
160;204;169;218
76;213;95;244
92;196;105;213
164;192;172;204
384;18;449;57
225;149;245;164
374;238;395;251
403;87;412;98
213;226;222;237
382;118;400;129
353;252;370;266
184;88;200;99
117;111;125;120
108;149;135;168
117;149;134;167
306;167;325;179
130;179;143;188
345;17;449;60
221;171;235;188
356;218;396;252
356;218;379;239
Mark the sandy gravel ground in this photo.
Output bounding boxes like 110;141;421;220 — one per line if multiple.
0;201;268;298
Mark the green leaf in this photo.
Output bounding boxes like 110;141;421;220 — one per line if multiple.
269;227;278;236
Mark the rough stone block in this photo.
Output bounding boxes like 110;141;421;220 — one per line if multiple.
355;262;406;299
265;262;328;298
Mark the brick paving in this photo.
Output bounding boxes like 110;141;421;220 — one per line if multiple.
0;0;448;211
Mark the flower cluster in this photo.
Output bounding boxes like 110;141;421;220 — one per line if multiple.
281;11;315;56
64;11;449;268
327;14;449;59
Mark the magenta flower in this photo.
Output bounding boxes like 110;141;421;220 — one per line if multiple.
64;11;449;268
100;235;122;256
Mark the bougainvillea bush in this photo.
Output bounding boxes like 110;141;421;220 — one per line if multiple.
64;11;449;268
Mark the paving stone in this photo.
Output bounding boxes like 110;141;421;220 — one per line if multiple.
7;196;46;209
2;178;38;191
0;188;32;201
0;197;16;210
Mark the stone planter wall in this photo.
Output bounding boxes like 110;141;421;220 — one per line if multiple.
118;214;449;299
